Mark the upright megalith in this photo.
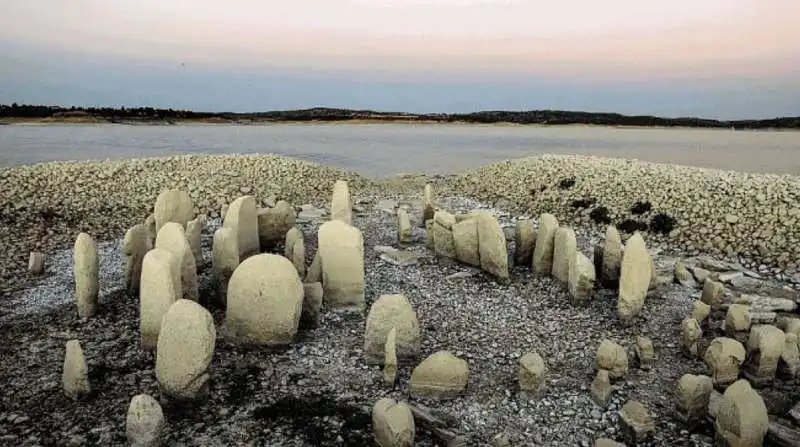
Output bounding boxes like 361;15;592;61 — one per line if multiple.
63;339;90;400
552;227;577;284
514;219;536;266
532;213;558;275
714;379;768;447
285;227;306;277
226;254;303;345
126;394;164;447
744;324;785;385
410;351;469;399
452;218;480;266
318;220;365;309
211;227;239;307
601;226;622;288
397;208;413;246
258;200;296;250
432;211;457;259
155;222;198;302
364;294;421;364
422;183;436;224
568;252;596;305
475;211;509;280
617;233;650;326
154;189;193;233
704;337;746;388
74;232;99;318
186;215;205;269
224;195;259;259
372;398;415;447
124;224;152;296
139;249;181;350
331;180;352;225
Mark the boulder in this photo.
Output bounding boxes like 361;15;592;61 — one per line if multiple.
397;208;413;245
364;294;421;364
596;339;628;380
617;233;650;326
532;213;558;275
681;318;703;357
155;222;198;302
701;279;725;309
318;220;366;309
451;218;480;267
211;227;239;307
124;224;152;296
633;336;655;370
714;379;768;447
410;351;469;399
383;328;398;387
224;195;260;259
552;227;577;284
372;398;415;447
590;369;612;407
514;219;536;266
185;216;204;269
331;180;352;225
139;249;181;349
518;352;546;397
676;374;713;423
154;189;193;233
601;226;622;288
744;324;785;385
305;251;322;284
258;200;296;249
63;339;90;400
126;394;164;447
619;401;655;444
226;254;304;345
301;282;323;328
778;333;800;378
285;227;306;277
704;337;746;388
28;251;45;275
422;183;436;223
156;299;216;401
568;252;596;305
724;304;751;342
691;300;711;324
474;212;509;280
74;232;99;318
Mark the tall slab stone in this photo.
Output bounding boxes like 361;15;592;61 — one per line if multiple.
155;222;198;302
618;233;650;326
74;232;99;318
318;220;365;309
124;224;153;296
139;248;181;349
552;227;577;284
224;195;259;259
532;213;558;275
154;189;193;233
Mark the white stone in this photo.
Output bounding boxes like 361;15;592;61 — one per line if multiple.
331;180;352;225
63;339;90;400
618;233;651;326
126;394;164;447
139;248;181;350
154;189;193;233
552;227;577;284
74;232;99;318
155;222;198;302
318;220;365;309
224;195;260;259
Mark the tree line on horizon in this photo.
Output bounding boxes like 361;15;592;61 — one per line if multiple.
1;103;798;129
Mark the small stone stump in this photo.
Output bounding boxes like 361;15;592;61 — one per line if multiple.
410;351;469;399
590;369;612;407
74;232;99;318
617;232;650;326
633;336;655;370
372;398;415;447
364;294;421;364
704;337;746;389
126;394;164;447
681;318;703;358
724;304;751;343
743;324;785;386
568;252;596;305
675;374;713;427
601;226;622;288
596;339;628;380
518;352;546;398
63;339;90;400
714;379;768;447
691;301;711;327
701;279;725;309
532;213;558;275
619;400;655;444
28;251;45;275
397;208;413;246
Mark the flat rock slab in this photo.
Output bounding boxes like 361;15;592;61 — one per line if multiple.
380;251;422;267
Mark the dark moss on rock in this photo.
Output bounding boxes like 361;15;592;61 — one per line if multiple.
650;212;677;235
571;198;597;209
619;219;649;233
630;201;652;215
589;206;612;225
558;178;576;189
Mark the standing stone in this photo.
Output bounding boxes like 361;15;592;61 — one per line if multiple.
155;222;198;302
778;333;800;378
154;189;193;233
714;379;768;447
301;282;323;328
74;232;99;318
514;219;536;266
743;324;785;385
331;180;352;225
224;195;259;259
258;200;296;249
704;337;746;388
126;394;164;447
397;208;413;246
422;183;436;224
601;226;623;288
124;224;152;296
383;328;398;387
156;300;215;401
518;352;546;397
226;254;303;345
185;216;204;269
617;233;650;326
691;300;711;325
633;336;655;370
140;249;181;349
681;318;703;357
532;213;558;275
552;227;577;284
596;340;628;379
724;304;751;343
568;252;596;305
63;339;90;400
28;251;45;275
701;279;725;309
425;219;435;249
305;251;322;284
590;369;612;407
619;401;655;444
410;351;469;399
318;220;365;309
372;398;415;447
675;374;713;424
285;227;306;278
211;227;239;307
474;212;509;280
364;294;421;364
432;222;457;259
451;218;480;267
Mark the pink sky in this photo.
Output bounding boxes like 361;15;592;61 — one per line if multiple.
1;0;798;81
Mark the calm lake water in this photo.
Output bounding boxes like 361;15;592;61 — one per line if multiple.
1;123;799;177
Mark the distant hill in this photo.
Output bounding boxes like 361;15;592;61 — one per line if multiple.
1;104;798;129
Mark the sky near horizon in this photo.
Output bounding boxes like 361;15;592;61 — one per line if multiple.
1;1;799;119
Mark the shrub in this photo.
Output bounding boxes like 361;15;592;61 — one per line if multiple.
650;213;677;235
589;206;612;224
558;177;576;189
619;219;648;233
571;198;597;209
630;201;652;215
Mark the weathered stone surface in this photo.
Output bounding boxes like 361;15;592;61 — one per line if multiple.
691;300;711;324
380;251;421;267
475;212;509;280
423;183;436;223
28;251;45;275
372;398;415;447
318;220;366;309
331;180;352;225
364;294;421;364
714;379;768;447
681;318;703;357
532;213;558;275
633;336;655;370
301;282;323;328
74;232;99;318
434;210;456;229
514;219;536;266
568;252;596;305
425;219;435;249
590;369;612;407
63;339;90;400
692;267;711;284
452;218;480;266
601;226;623;288
226;254;304;345
186;216;204;269
594;439;625;447
778;333;800;378
676;374;713;421
211;227;239;307
154;189;193;233
156;300;216;401
518;352;546;396
704;337;746;388
552;227;577;284
224;195;260;259
126;394;164;447
674;261;697;288
397;208;413;245
145;214;157;246
258;201;296;249
305;251;322;284
701;279;725;309
410;351;469;399
724;294;797;313
383;328;398;387
124;224;152;296
155;222;198;302
432;222;457;259
619;400;655;444
284;228;306;278
618;233;650;326
744;324;785;384
596;339;628;380
140;249;181;349
724;304;751;340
